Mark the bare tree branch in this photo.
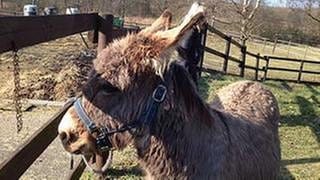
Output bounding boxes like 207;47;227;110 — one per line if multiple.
248;0;261;20
289;0;320;24
306;10;320;23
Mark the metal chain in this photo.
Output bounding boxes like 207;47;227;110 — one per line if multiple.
12;48;23;133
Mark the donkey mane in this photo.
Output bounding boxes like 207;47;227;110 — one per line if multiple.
93;33;173;90
169;64;213;126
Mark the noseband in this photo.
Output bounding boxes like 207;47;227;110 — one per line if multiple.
73;82;168;151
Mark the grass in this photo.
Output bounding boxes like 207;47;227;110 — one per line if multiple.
81;73;320;179
204;32;320;83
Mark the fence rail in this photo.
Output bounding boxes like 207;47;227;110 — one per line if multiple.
0;14;98;53
0;10;23;16
203;25;320;85
0;101;73;179
0;13;138;179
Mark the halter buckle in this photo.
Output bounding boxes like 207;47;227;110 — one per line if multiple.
152;84;167;103
96;129;112;151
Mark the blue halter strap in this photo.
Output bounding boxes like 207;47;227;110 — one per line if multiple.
73;83;168;151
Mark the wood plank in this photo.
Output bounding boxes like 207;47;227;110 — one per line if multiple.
228;56;242;64
67;159;86;180
97;14;113;54
0;100;74;179
240;46;247;77
255;53;261;80
0;13;98;53
204;46;226;59
245;65;261;71
268;67;300;73
301;69;320;75
297;60;304;83
207;25;242;48
268;56;320;65
263;57;270;81
223;36;231;73
198;25;208;78
246;51;266;61
268;67;320;75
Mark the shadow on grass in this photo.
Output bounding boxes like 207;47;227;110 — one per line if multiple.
280;164;295;180
263;80;293;92
280;95;320;179
280;81;293;92
282;157;320;166
106;166;144;179
306;84;320;95
282;96;320;142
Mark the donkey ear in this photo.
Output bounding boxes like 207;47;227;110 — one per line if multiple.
140;9;172;34
155;2;205;48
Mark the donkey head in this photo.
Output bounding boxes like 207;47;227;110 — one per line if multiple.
58;2;205;171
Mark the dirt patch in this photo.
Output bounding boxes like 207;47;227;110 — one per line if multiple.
0;34;95;101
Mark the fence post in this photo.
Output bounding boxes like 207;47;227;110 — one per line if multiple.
303;46;309;59
287;40;291;57
262;38;267;53
90;14;100;44
67;160;86;180
198;24;208;78
98;14;114;55
272;37;278;54
223;36;231;74
240;45;247;77
297;59;304;83
255;53;260;81
263;56;270;82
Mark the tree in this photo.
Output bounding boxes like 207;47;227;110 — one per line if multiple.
230;0;262;45
289;0;320;23
206;0;234;25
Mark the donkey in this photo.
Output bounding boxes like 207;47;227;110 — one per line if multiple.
58;3;280;179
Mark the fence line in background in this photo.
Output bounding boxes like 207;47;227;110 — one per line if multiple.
227;31;320;60
202;25;320;85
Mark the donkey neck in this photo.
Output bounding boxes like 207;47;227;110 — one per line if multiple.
135;64;225;178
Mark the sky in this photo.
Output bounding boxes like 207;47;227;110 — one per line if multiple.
266;0;287;7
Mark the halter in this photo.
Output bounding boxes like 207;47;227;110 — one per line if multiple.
73;82;168;151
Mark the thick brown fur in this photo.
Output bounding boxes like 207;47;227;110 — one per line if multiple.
58;4;280;179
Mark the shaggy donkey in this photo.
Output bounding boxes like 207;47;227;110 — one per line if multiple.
58;3;280;179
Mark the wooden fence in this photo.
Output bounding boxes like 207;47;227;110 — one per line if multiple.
0;9;23;16
0;13;139;179
227;31;320;58
202;25;320;85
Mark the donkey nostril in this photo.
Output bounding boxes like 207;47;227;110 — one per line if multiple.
59;132;68;142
